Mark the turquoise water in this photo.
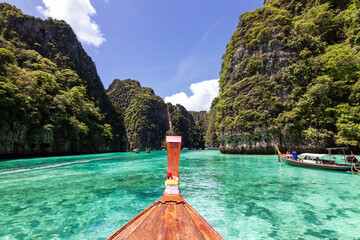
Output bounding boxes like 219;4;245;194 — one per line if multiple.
0;150;359;239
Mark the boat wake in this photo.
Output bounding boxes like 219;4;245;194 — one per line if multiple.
0;156;118;175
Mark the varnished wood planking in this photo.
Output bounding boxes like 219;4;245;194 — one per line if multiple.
184;203;225;240
128;202;205;240
109;203;158;240
157;194;185;204
167;141;181;178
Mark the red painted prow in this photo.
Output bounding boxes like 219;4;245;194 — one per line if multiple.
166;136;181;179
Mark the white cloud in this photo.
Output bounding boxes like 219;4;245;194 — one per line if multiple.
164;79;219;111
37;0;105;47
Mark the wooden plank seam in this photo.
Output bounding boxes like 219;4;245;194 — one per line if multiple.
183;204;206;240
107;202;157;240
125;204;159;239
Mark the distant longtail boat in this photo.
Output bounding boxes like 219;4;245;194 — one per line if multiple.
276;147;360;172
108;136;224;240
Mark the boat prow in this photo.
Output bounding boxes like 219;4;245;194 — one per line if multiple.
108;194;223;240
108;136;224;239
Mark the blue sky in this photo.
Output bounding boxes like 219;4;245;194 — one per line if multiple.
3;0;263;110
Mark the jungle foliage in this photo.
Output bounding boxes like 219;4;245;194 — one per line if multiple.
107;79;168;150
209;0;360;150
167;104;205;149
0;3;127;156
107;79;206;150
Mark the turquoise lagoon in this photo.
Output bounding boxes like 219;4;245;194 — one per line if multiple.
0;150;359;239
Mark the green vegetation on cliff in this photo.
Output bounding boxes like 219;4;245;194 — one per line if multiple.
167;104;205;149
0;3;126;156
107;79;168;150
107;79;206;150
203;97;220;148
210;0;360;153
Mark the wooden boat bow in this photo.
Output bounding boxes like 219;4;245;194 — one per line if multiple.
108;136;224;240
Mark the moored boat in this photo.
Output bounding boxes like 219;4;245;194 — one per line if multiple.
276;147;360;172
108;136;224;240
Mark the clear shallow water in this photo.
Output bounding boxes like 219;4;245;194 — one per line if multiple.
0;150;359;239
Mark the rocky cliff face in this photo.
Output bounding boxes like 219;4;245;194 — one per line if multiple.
107;79;169;150
167;103;205;149
0;3;127;157
107;79;206;149
2;5;106;107
189;111;207;123
213;0;360;153
203;98;220;148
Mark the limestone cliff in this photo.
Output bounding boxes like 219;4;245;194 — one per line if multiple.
212;0;360;153
107;79;206;149
107;79;169;150
0;3;127;157
203;98;220;148
167;103;205;149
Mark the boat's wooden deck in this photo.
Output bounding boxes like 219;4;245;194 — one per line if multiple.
108;194;224;240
